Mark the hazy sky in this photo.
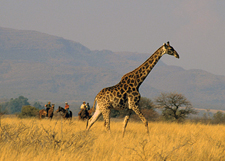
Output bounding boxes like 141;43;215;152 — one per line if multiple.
1;1;225;75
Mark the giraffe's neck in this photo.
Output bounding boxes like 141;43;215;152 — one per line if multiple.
120;46;163;88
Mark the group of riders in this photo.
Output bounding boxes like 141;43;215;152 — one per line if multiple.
80;101;90;111
41;101;91;119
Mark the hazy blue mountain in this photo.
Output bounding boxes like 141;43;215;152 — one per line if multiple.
0;27;225;111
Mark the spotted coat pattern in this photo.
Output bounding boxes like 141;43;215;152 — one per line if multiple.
86;42;179;136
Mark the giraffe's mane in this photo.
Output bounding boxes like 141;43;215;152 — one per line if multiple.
120;46;162;81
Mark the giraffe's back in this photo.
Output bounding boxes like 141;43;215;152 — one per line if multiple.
96;81;141;110
96;84;127;109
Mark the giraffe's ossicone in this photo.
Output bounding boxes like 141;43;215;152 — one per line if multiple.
86;41;179;137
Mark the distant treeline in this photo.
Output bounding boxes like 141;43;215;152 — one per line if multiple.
0;95;44;114
1;95;225;124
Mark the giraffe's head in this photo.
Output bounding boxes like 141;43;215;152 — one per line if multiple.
161;41;179;59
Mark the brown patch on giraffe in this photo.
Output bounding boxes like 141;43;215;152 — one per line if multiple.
127;79;130;84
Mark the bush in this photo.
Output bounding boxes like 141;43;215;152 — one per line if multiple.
212;111;225;124
18;105;39;118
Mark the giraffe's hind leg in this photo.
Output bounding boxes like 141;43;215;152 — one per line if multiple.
102;108;111;132
86;104;102;131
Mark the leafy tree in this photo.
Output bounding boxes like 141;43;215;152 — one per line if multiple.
138;97;154;110
1;96;30;114
18;105;39;118
155;92;197;122
212;111;225;124
33;102;44;109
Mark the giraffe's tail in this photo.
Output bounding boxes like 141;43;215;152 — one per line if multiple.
92;98;96;112
86;98;97;129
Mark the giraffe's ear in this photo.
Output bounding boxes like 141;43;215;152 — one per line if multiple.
163;43;167;49
167;41;170;46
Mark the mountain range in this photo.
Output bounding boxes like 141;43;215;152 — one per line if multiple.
0;27;225;110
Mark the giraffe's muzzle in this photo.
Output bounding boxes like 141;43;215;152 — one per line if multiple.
174;52;179;59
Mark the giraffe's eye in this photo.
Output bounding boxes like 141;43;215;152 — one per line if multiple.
169;47;174;51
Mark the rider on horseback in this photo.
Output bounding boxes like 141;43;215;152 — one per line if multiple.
80;101;87;110
64;102;70;117
45;102;51;116
78;101;92;120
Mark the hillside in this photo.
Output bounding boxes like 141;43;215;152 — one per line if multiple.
0;27;225;110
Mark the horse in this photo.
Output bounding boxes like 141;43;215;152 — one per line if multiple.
78;106;95;128
39;109;47;119
78;109;90;120
78;106;95;121
56;106;72;120
47;106;54;119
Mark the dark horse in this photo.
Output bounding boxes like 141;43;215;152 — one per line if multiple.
56;106;72;120
78;109;90;120
78;106;95;128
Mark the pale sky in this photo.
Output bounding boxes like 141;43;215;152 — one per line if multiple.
1;0;225;75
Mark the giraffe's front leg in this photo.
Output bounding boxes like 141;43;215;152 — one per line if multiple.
122;109;132;137
132;107;149;134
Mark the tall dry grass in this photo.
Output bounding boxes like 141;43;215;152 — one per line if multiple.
0;117;225;161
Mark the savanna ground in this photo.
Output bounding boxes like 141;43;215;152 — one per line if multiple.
0;116;225;161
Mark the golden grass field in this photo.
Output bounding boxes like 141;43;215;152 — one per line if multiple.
0;117;225;161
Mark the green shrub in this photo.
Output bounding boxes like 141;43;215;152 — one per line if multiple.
18;105;39;118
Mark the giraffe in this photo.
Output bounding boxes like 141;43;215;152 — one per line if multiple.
86;42;179;136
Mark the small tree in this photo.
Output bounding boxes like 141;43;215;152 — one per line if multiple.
18;105;39;118
154;92;197;122
138;97;154;110
213;111;225;124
